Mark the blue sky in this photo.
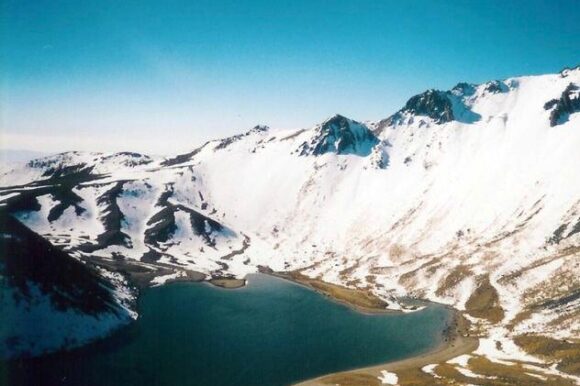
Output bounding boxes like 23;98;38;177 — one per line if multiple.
1;0;579;154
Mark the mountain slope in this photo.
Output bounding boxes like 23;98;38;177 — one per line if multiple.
0;212;136;358
0;67;579;381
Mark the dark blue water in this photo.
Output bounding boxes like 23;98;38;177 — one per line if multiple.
0;274;450;386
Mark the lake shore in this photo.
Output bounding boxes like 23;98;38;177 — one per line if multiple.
294;310;478;386
147;268;478;386
267;270;395;314
265;270;479;386
89;258;478;385
250;271;478;386
295;334;478;385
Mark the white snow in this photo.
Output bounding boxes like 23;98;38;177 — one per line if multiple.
2;69;579;372
421;364;441;378
378;370;398;385
150;271;186;286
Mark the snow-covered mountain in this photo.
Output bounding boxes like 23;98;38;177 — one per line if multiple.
1;67;579;380
0;212;135;358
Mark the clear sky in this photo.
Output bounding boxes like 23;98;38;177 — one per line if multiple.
1;0;579;155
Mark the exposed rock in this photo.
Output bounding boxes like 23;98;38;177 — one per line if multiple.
482;80;509;94
27;152;93;180
144;206;177;245
369;143;390;169
400;89;455;124
560;65;580;78
80;181;132;251
248;124;270;134
544;83;580;126
214;124;270;150
451;82;477;96
47;187;86;222
101;152;152;167
160;142;209;167
175;204;226;248
298;114;379;157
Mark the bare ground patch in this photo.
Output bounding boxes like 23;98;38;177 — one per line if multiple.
465;274;505;323
514;334;580;376
286;271;389;312
467;355;576;385
435;264;472;297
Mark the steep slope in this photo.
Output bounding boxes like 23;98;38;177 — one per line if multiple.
0;212;136;359
0;67;579;381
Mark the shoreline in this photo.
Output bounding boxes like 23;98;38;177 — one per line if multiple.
93;260;479;385
169;268;478;386
242;270;478;386
294;311;478;386
270;271;480;386
267;270;396;315
256;270;479;386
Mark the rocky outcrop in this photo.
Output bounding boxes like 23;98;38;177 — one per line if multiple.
161;143;209;167
78;181;132;252
298;114;379;157
46;187;86;222
544;83;580;126
215;125;270;150
101;152;152;167
401;89;455;124
482;80;508;94
144;186;229;249
25;151;152;181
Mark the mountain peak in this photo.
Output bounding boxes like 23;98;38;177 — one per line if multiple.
248;124;270;134
297;114;378;156
451;82;476;96
560;65;580;78
397;89;455;124
482;80;509;94
380;79;511;129
325;113;349;122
